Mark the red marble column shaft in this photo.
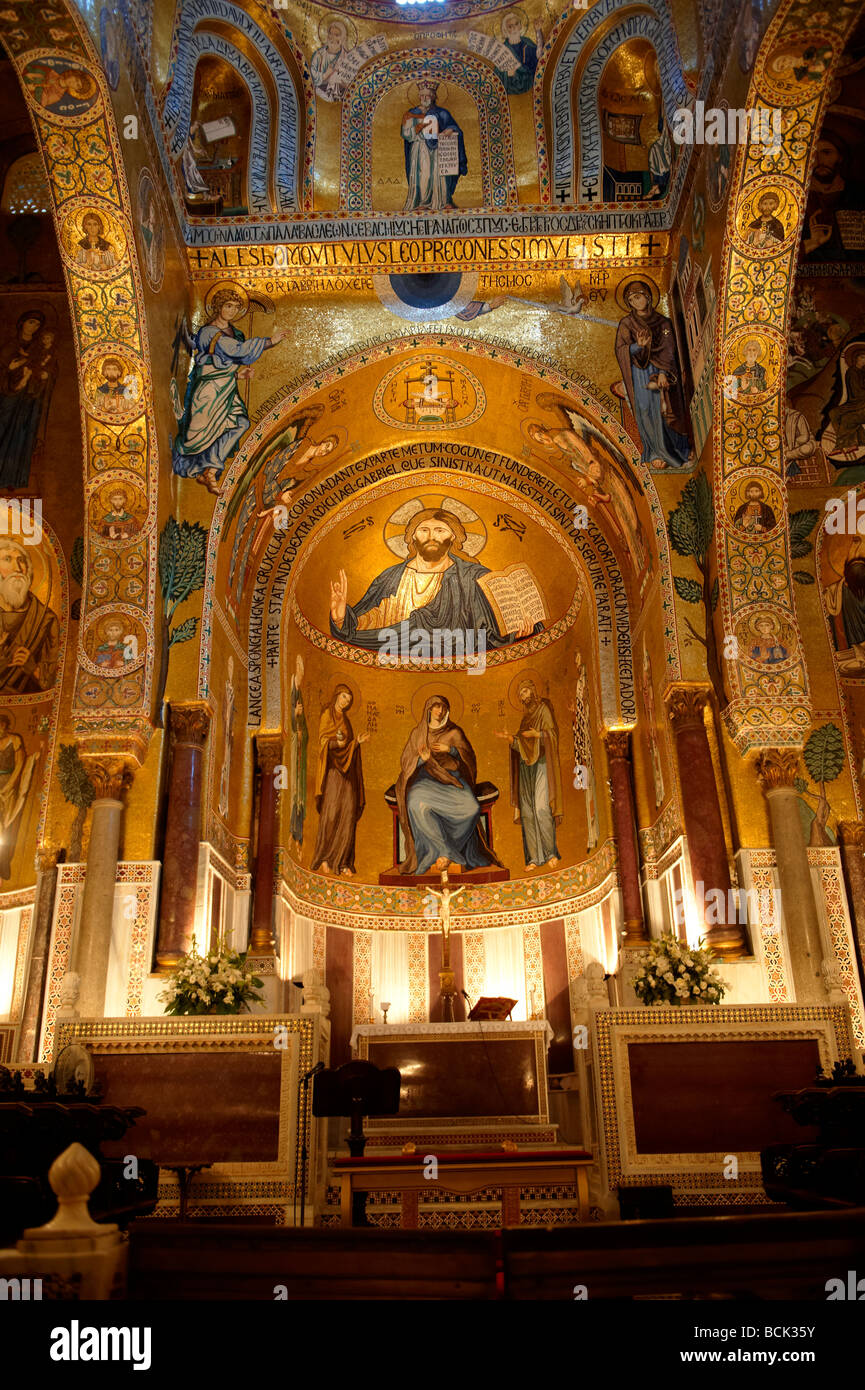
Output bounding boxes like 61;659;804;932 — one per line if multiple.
838;821;865;992
155;703;211;971
604;731;648;948
251;733;283;954
665;685;745;957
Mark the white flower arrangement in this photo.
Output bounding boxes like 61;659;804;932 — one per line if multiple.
158;937;264;1016
633;932;727;1007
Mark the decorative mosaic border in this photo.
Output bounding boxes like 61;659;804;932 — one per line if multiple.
39;861;158;1056
811;851;865;1048
278;840;616;926
353;929;373;1026
40;862;85;1062
714;0;860;750
524;922;543;1017
163;0;316;213
408;932;427;1023
463;930;485;1005
116;862;158;1018
0;10;161;737
564;913;584;983
308;0;517;20
0;886;36;911
594;1004;852;1196
56;1014;325;1211
746;849;791;1003
363;1125;559;1148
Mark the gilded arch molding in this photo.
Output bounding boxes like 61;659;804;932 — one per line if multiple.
340;48;517;214
546;0;689;206
197;332;682;730
163;0;305;216
715;0;865;754
0;1;162;760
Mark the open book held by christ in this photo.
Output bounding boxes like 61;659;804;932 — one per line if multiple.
477;563;547;635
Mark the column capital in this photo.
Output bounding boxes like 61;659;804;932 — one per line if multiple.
755;748;800;793
79;753;136;802
603;728;631;760
35;844;60;875
256;731;284;775
664;682;712;732
838;820;865;848
169;701;212;749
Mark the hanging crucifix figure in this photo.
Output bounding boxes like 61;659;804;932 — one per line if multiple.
424;867;465;1022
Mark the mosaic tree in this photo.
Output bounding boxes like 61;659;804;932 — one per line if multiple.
667;470;723;704
56;743;94;863
797;722;846;847
156;518;208;724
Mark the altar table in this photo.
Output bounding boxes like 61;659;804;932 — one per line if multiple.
350;1020;554;1128
331;1148;592;1228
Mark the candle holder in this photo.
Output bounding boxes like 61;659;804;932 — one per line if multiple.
380;1001;391;1024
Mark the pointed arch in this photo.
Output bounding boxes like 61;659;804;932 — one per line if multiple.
340;48;517;213
0;3;164;759
547;0;689;206
196;332;682;720
714;0;862;753
163;0;304;215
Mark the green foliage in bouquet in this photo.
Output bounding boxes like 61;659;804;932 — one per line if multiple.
159;938;265;1016
633;933;727;1007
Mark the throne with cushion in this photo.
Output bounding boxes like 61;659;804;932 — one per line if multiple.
378;781;510;885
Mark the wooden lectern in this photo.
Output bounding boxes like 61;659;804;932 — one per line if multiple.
468;997;517;1021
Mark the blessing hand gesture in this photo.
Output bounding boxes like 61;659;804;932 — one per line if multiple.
330;569;348;625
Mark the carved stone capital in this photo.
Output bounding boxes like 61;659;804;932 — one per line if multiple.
80;754;136;802
169;701;212;749
301;980;331;1018
603;729;631;761
665;682;711;732
256;732;284;775
821;954;846;1001
838;820;865;849
57;970;80;1019
35;844;60;875
755;748;800;793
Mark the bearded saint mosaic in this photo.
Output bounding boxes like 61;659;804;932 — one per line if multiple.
328;501;546;654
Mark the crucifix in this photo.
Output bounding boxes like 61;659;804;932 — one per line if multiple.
426;868;465;1023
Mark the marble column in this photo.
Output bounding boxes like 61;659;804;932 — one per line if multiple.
603;730;648;948
155;702;211;973
18;845;60;1060
73;757;136;1018
665;684;745;957
837;821;865;985
251;733;283;955
756;750;827;1003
